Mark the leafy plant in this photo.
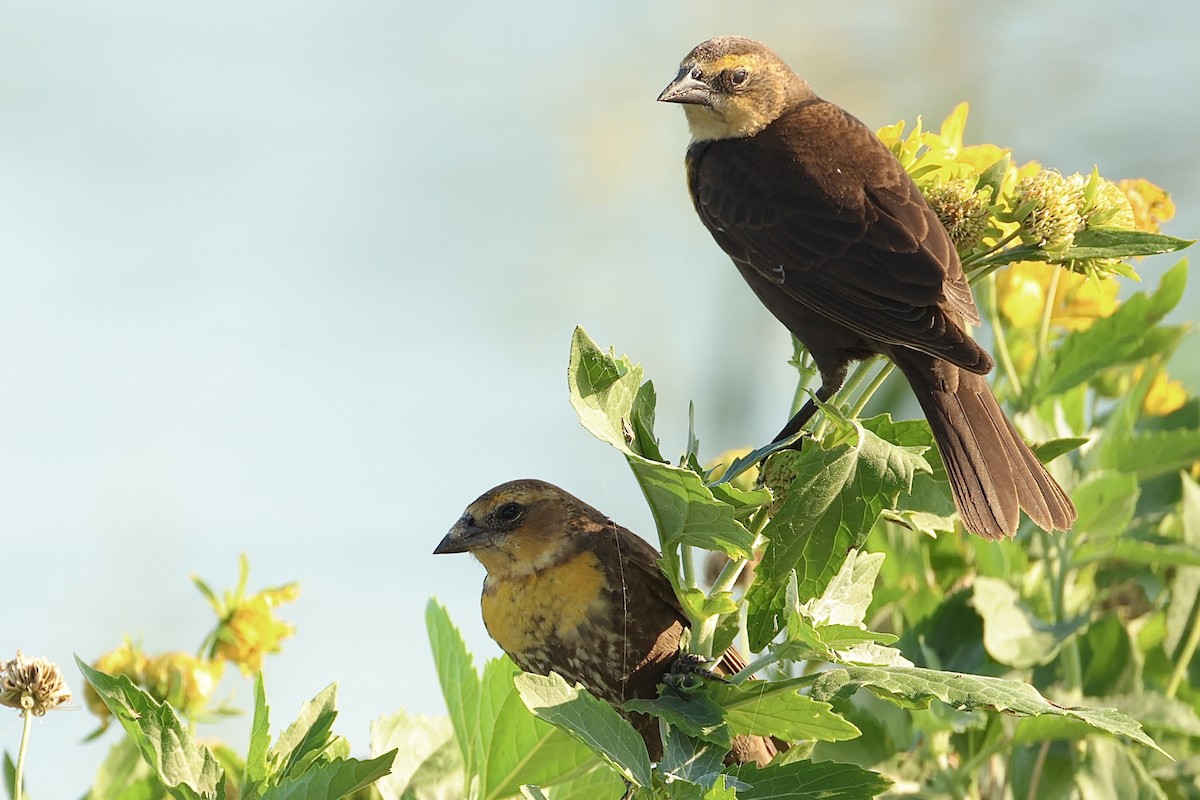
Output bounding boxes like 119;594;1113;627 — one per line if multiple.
412;104;1198;798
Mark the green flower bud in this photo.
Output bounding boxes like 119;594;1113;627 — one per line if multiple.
923;178;992;252
1012;170;1084;256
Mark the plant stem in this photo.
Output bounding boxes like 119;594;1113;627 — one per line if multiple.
681;544;696;591
847;360;895;419
1166;588;1200;698
984;271;1023;397
14;710;31;800
1043;529;1082;696
962;230;1022;270
1029;267;1061;399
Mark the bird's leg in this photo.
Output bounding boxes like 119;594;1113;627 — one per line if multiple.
770;372;845;448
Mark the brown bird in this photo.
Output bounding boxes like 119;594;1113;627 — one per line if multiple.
433;478;781;765
658;36;1075;540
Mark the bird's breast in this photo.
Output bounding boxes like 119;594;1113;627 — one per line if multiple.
480;549;609;659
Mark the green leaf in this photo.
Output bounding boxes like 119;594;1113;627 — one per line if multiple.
970;576;1086;668
1075;736;1169;800
1071;470;1140;542
258;754;396;800
426;599;481;781
243;673;271;793
809;665;1167;755
1090;692;1200;739
525;766;627;800
1042;259;1188;397
726;760;892;799
703;680;860;742
266;684;341;782
477;658;600;800
369;710;460;800
1031;436;1090;463
747;421;929;650
623;693;732;748
76;657;226;800
627;458;756;560
1061;228;1194;260
1168;473;1200;656
514;672;653;789
1098;428;1200;479
567;326;644;456
84;738;162;800
659;726;736;790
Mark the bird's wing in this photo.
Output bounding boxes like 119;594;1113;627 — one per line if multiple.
687;104;985;368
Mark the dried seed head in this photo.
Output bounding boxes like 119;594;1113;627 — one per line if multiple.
0;651;72;717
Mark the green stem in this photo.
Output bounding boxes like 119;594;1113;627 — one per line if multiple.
14;710;31;800
695;509;772;659
962;230;1023;269
984;271;1023;397
1043;529;1082;696
681;545;696;591
813;357;877;439
1166;589;1200;698
847;361;895;419
1030;267;1061;398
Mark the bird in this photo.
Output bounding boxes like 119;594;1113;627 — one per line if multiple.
657;35;1076;540
432;478;781;765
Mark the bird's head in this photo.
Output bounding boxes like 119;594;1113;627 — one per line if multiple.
658;35;809;142
433;479;607;578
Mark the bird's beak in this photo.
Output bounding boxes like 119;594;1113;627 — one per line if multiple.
657;69;713;105
433;516;489;555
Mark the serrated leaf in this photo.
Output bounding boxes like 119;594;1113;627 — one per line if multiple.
802;550;885;628
567;326;644;456
726;760;892;799
971;576;1086;668
426;599;481;781
76;658;226;800
747;422;928;650
243;673;271;792
267;684;339;782
257;753;396;800
659;726;735;790
627;458;756;559
1042;260;1188;398
703;680;860;742
809;665;1166;755
514;672;653;789
623;693;732;748
1089;692;1200;739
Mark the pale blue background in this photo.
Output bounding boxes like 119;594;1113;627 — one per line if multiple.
3;2;1197;795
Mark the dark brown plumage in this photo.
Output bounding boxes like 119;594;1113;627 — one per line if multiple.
433;479;780;765
658;35;1076;540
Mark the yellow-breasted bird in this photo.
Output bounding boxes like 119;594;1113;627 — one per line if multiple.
658;36;1076;540
433;479;781;765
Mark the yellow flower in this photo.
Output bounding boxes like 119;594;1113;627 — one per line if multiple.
84;641;146;721
996;262;1119;331
996;262;1049;328
1053;271;1121;331
214;585;299;675
141;652;223;717
1140;369;1189;417
1119;178;1175;233
706;447;757;492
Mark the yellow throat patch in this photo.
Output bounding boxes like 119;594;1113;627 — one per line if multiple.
481;549;607;656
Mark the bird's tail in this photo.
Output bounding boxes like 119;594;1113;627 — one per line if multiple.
892;352;1076;540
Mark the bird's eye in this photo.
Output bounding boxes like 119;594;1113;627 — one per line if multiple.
730;67;749;87
689;66;703;80
496;502;524;522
